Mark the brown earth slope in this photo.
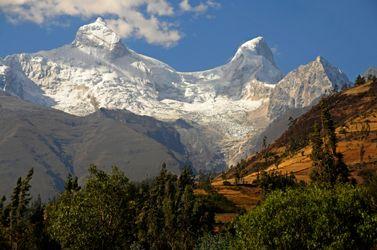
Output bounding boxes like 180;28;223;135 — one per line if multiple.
213;78;377;211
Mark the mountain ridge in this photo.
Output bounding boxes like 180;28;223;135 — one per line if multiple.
0;91;187;199
0;18;351;170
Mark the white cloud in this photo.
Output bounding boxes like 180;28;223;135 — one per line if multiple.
146;0;174;16
106;18;133;38
179;0;221;13
0;0;219;47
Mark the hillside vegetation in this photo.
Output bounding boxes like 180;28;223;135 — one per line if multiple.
212;75;377;211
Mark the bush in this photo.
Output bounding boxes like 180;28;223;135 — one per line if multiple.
197;232;233;250
256;170;298;194
231;185;377;249
222;181;231;186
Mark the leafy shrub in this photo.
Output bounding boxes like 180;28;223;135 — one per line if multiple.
256;170;298;194
231;185;377;249
196;232;233;250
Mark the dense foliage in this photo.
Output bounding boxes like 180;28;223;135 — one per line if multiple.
1;155;376;249
256;170;299;195
47;166;139;249
199;184;377;250
45;164;215;249
0;165;215;249
0;169;58;249
134;165;214;249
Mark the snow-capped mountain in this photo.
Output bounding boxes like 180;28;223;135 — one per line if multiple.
0;18;351;170
268;56;351;118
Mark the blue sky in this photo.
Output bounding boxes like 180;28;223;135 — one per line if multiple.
0;0;376;79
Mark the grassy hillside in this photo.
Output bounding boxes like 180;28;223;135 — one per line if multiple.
213;76;377;210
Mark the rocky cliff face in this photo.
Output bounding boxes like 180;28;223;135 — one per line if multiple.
268;56;351;119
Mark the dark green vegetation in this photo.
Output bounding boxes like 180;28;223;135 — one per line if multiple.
0;169;59;249
256;170;299;195
3;165;374;250
0;92;186;199
199;184;377;250
309;101;349;184
0;165;216;249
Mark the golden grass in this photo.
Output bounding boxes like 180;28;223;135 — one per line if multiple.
211;100;377;221
214;185;261;211
343;82;371;95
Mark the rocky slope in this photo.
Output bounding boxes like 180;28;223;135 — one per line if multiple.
0;18;351;170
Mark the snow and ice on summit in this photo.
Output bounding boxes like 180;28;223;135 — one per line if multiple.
0;18;351;169
73;17;129;58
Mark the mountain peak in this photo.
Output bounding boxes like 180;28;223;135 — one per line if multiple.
309;56;351;90
95;17;106;25
314;55;332;66
239;36;265;49
72;17;128;57
231;36;276;66
315;55;325;63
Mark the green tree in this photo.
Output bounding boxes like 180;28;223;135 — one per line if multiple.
8;168;34;249
257;170;298;195
0;168;53;249
197;171;212;192
229;185;377;249
178;166;195;191
310;101;349;185
355;74;366;86
310;122;322;163
320;101;336;154
234;163;244;185
46;165;138;249
0;196;8;249
64;173;80;192
135;165;214;249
